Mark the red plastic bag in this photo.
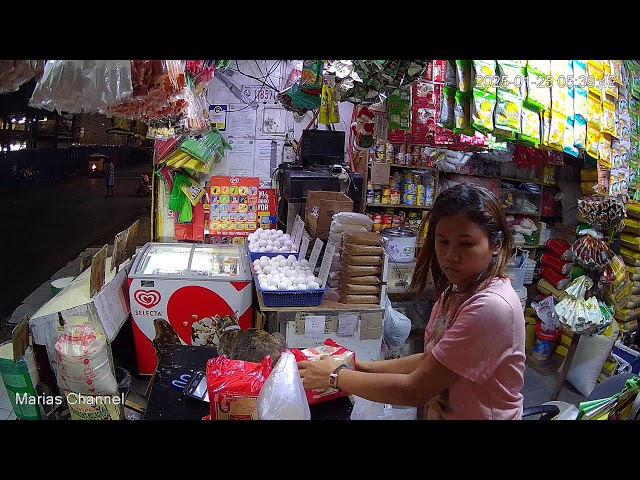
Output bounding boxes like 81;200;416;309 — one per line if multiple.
290;339;355;405
205;355;272;420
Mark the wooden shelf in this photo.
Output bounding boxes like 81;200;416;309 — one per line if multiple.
381;163;437;171
366;203;432;210
504;211;540;216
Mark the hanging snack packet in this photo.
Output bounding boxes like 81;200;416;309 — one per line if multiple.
438;87;456;130
526;67;551;111
299;60;324;96
471;88;496;133
388;88;411;131
541;110;552;147
563;116;580;157
472;60;497;93
586;122;600;159
444;60;457;88
548;110;567;150
587;91;602;127
602;97;616;136
598;133;612;168
574;115;587;150
527;60;551;76
520;102;541;146
612;139;622;169
603;61;618;98
494;90;522;133
496;60;524;97
455;60;472;94
454;91;473;135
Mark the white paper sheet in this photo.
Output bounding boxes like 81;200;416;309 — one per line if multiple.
226;103;257;138
304;315;326;338
337;314;358;337
254;139;283;181
226;138;255;177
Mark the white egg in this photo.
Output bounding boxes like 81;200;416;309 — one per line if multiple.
269;278;280;287
266;285;277;291
265;245;273;252
279;246;288;252
248;234;256;242
283;233;291;240
253;259;260;266
283;278;292;286
259;281;268;289
263;266;272;274
291;245;298;252
257;273;267;281
275;255;285;261
258;240;267;247
259;258;268;267
287;255;296;264
266;241;273;247
308;281;320;289
255;228;263;234
259;256;269;262
260;233;269;240
277;282;288;290
272;274;282;283
300;259;309;266
292;261;301;268
284;240;293;249
258;247;266;252
266;273;273;280
285;270;296;278
287;285;295;290
295;276;306;284
306;275;316;284
279;259;288;268
273;241;281;248
297;284;307;290
276;229;283;236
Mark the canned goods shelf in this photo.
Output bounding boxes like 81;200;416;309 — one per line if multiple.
366;202;432;210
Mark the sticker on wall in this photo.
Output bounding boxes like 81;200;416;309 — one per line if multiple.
209;104;227;131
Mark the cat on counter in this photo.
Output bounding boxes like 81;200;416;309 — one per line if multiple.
214;313;286;365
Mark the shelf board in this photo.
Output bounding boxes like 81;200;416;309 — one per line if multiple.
372;163;437;171
366;203;432;210
505;211;540;216
451;172;543;185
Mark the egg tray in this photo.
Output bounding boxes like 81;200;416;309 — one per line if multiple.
250;263;326;307
248;249;300;262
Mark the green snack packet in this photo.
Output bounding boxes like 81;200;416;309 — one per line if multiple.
519;101;541;147
454;91;474;135
472;60;497;93
494;90;522;133
525;67;550;112
388;88;411;131
438;87;456;130
471;88;496;133
455;60;472;94
496;60;525;98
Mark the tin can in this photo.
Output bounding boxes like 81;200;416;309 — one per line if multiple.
413;173;422;185
402;193;416;205
373;189;382;203
385;142;395;163
403;182;417;194
392;215;403;228
416;184;425;206
366;190;374;204
382;186;391;196
395;144;406;164
403;172;413;183
384;207;395;215
389;176;399;190
381;194;390;204
390;190;401;205
375;139;386;163
372;213;382;232
381;214;393;229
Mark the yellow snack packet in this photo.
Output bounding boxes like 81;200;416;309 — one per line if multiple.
541;110;552;146
548;110;567;150
598;132;612;167
527;60;550;76
602;97;616;136
587;91;602;127
586;123;600;158
587;60;604;97
494;90;522;133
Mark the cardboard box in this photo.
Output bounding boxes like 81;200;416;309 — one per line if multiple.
554;223;577;243
305;191;353;240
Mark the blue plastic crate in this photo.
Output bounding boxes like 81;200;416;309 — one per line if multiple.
257;283;326;307
248;249;300;263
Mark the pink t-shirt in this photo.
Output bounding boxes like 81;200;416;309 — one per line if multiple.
424;277;526;420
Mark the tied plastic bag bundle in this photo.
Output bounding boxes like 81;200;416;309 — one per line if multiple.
531;295;561;331
571;229;614;271
29;60;134;113
205;355;272;420
257;351;311;420
0;60;44;94
54;321;118;396
554;275;614;334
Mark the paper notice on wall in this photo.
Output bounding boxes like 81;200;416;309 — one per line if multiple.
226;138;254;177
304;315;326;338
308;238;324;272
226;103;257;138
255;139;283;181
337;314;358;337
317;241;336;288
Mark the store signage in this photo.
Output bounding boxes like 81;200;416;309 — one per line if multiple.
209;176;260;243
133;289;161;309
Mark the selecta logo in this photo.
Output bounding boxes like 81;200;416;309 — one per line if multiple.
134;289;161;308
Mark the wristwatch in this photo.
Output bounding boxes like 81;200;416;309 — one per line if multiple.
328;364;348;390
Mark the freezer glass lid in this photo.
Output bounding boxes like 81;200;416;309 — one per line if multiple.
136;244;192;275
190;245;243;276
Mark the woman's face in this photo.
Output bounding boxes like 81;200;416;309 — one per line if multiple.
434;213;501;289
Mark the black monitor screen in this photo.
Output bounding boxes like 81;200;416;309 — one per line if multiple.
299;129;346;167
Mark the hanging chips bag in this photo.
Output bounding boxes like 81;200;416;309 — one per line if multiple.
541;109;552;147
444;60;457;88
602;97;616;136
471;88;496;133
454;91;473;135
586;123;600;158
494;90;522;133
496;60;524;97
547;111;566;150
472;60;497;93
526;67;550;111
574;115;587;150
520;102;541;146
563;116;580;157
455;60;472;94
438;87;456;130
598;133;612;167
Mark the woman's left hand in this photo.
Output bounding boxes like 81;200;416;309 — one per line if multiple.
297;355;339;390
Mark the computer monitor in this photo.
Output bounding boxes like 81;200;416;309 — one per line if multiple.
299;129;346;167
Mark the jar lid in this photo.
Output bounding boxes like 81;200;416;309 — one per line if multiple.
381;227;416;238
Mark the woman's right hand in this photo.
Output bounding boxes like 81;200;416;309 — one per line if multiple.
355;359;370;372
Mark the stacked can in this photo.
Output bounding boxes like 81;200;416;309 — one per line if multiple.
395;144;406;164
412;145;421;166
381;186;391;204
366;181;375;204
406;211;421;232
385;142;395;163
381;209;393;230
374;139;386;163
370;212;383;232
401;172;417;206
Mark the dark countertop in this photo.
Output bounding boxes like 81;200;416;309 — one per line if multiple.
144;344;352;420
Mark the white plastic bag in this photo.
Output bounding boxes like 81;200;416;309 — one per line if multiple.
383;296;412;348
350;396;417;420
257;351;311;420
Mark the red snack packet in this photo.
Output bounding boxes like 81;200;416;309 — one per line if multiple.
290;339;356;405
205;355;272;420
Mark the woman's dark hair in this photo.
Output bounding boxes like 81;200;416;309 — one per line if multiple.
411;183;512;301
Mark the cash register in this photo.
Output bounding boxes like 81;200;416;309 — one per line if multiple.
275;129;363;231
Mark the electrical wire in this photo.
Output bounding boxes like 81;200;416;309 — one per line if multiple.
218;60;282;113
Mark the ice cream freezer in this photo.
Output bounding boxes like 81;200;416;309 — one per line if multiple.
128;242;253;375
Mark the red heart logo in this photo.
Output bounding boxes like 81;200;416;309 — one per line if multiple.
134;289;161;308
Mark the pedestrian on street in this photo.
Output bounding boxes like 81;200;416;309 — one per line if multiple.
104;157;115;198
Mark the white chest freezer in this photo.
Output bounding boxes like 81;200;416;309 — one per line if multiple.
128;242;253;375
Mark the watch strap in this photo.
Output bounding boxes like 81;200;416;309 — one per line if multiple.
329;364;347;390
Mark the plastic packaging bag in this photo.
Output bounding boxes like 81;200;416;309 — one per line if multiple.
350;396;417;420
257;351;311;420
383;296;412;348
0;60;44;94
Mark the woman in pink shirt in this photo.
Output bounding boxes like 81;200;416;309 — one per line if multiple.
298;183;526;419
